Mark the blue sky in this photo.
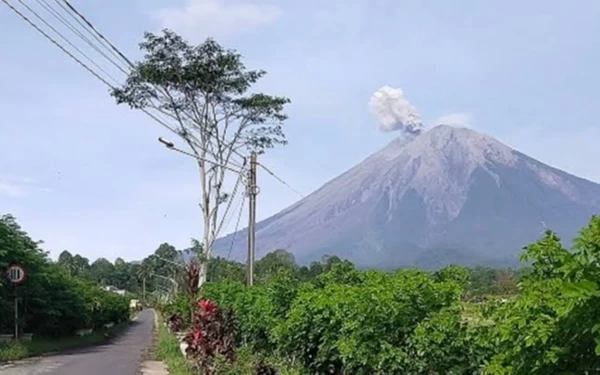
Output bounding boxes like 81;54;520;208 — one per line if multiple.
1;0;599;262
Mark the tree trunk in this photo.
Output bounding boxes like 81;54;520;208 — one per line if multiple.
198;154;210;289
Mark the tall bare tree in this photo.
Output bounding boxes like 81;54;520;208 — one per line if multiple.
111;30;290;287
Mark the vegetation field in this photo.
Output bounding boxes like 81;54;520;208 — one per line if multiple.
159;216;600;374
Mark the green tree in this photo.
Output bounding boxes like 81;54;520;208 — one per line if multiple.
57;250;75;275
485;217;600;374
255;249;297;284
111;30;290;287
0;215;129;337
71;254;90;277
135;263;151;301
207;256;245;283
89;258;115;286
112;257;131;289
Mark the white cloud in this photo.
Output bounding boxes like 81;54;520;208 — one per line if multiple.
154;0;281;41
436;112;473;128
368;86;425;136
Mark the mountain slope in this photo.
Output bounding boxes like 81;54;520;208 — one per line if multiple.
213;125;600;268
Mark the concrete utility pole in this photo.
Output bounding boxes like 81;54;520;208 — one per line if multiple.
247;152;258;287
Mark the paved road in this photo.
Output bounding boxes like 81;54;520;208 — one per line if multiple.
0;309;156;375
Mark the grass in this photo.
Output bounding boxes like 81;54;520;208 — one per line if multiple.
0;321;132;362
155;315;195;375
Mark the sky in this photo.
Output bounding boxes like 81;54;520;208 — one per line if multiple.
1;0;600;262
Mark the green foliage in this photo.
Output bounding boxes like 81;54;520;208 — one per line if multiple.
155;313;196;375
407;306;492;374
208;256;246;284
161;293;193;328
111;30;290;154
189;216;600;374
0;215;130;337
482;217;600;374
466;266;523;300
202;265;469;373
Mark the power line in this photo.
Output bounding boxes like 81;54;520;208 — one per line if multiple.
6;0;302;251
1;0;113;88
14;0;120;85
60;0;135;68
258;162;305;198
53;0;129;68
13;0;278;182
211;166;247;248
221;186;245;236
3;0;243;173
58;0;248;168
35;0;130;75
0;3;179;142
164;144;244;174
226;194;247;260
53;0;249;169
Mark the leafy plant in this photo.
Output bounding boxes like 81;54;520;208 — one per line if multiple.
184;299;237;374
167;312;184;333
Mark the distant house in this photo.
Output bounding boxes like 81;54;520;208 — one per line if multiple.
102;285;126;296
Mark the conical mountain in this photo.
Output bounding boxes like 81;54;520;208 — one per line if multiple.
214;125;600;268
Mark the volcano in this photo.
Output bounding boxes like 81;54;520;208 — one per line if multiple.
213;125;600;268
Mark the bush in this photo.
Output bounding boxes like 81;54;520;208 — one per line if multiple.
171;216;600;374
184;299;237;374
161;293;193;329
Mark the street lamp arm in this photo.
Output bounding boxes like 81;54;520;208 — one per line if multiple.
158;137;174;148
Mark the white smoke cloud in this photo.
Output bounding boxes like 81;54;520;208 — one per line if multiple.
436;112;473;128
368;86;425;136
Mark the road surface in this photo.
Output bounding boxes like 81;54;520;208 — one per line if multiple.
0;309;156;375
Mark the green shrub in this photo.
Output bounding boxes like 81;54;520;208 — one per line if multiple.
161;293;193;328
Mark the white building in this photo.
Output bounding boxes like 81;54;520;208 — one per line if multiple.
102;285;127;295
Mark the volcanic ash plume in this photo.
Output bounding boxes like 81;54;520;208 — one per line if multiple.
368;86;425;136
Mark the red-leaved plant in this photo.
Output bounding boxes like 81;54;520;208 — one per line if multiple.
184;298;237;374
167;312;184;333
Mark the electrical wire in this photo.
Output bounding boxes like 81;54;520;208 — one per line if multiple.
14;0;120;85
210;166;247;248
35;0;130;75
60;0;135;68
226;194;247;260
166;145;244;174
3;0;244;174
53;0;128;67
258;163;305;198
55;0;241;166
59;0;248;167
6;0;301;204
1;0;113;88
